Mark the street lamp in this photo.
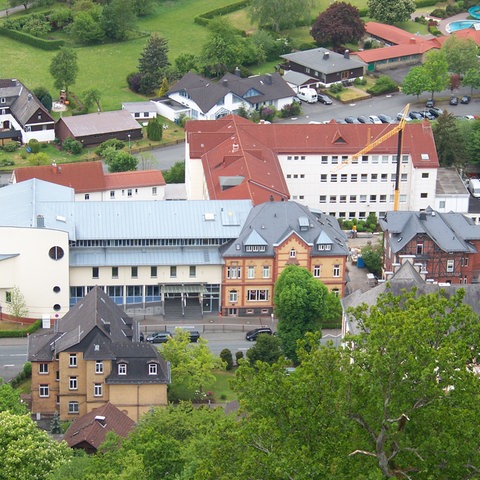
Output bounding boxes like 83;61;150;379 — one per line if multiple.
127;134;131;152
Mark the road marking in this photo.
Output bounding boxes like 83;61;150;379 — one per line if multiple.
4;364;15;367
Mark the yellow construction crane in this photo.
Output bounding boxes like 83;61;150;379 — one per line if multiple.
349;104;410;211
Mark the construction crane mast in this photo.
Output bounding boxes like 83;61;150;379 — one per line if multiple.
350;104;410;211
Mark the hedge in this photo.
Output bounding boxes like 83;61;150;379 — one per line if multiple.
0;320;42;338
0;27;64;50
194;0;249;27
415;0;440;7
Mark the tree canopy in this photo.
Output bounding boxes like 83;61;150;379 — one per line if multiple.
249;0;314;32
49;48;78;96
422;49;450;99
311;2;365;49
442;36;479;76
367;0;416;23
401;65;430;98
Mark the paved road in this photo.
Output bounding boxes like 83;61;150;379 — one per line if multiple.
0;338;28;382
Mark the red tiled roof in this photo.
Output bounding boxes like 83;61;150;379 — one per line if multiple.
186;115;439;204
104;170;165;189
63;402;135;451
365;22;421;45
13;161;105;193
450;28;480;45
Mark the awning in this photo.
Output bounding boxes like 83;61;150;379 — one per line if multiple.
162;284;208;294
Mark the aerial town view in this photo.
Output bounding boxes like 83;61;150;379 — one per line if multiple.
1;0;480;477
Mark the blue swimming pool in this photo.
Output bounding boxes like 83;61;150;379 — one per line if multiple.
446;19;480;33
468;6;480;19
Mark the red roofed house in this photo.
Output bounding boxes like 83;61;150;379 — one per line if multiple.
186;114;439;220
12;160;166;201
64;402;135;453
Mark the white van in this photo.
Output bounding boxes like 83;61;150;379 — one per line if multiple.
468;178;480;198
297;88;318;104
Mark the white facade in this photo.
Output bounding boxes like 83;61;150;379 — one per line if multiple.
77;184;166;202
184;142;208;200
0;111;55;143
0;227;70;319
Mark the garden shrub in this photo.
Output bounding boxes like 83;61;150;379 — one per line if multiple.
220;348;234;371
0;159;14;166
330;83;344;94
95;138;125;156
194;0;249;27
0;26;64;50
430;8;448;18
3;142;20;153
62;137;83;154
366;75;398;95
279;101;302;118
147;117;163;141
28;139;40;154
235;350;244;365
259;106;276;122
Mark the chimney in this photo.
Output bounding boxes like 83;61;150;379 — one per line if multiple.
344;49;350;59
419;211;427;221
27;94;32;101
234;67;241;77
36;215;45;228
323;51;330;60
222;79;228;87
266;73;272;84
51;161;60;174
232;143;239;153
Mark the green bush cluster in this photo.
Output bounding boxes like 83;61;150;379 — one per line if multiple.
10;362;32;388
235;350;244;365
339;213;378;233
329;83;344;94
366;75;398;95
62;137;83;154
28;139;40;154
1;142;20;153
279;101;302;118
194;0;249;28
95;138;125;156
0;27;64;50
0;320;41;339
415;0;440;7
353;77;367;86
220;348;234;371
147;117;163;141
0;159;15;167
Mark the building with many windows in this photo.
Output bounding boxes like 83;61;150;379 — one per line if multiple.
221;200;349;317
28;287;170;421
185;115;440;220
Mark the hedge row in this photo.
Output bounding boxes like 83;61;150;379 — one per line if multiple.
0;27;64;50
415;0;440;8
0;319;42;338
194;0;249;27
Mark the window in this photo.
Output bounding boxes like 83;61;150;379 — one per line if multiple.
131;266;138;278
39;363;48;374
400;195;407;203
49;246;64;260
39;385;49;397
151;266;157;278
110;190;115;198
416;243;424;255
229;290;238;302
319;195;326;203
127;189;132;197
118;364;127;375
370;195;377;203
112;266;118;278
313;265;321;277
330;195;337;203
360;195;367;203
422;173;429;179
85;194;90;200
248;266;255;279
69;354;77;367
392;155;398;164
149;364;158;375
94;384;103;397
381;173;388;182
95;361;103;374
92;267;99;279
332;288;339;297
331;174;337;182
402;155;409;163
391;174;396;182
341;174;347;182
401;173;408;182
69;401;79;414
321;155;328;164
371;174;377;182
170;266;177;278
439;200;446;208
380;195;387;203
350;195;357;203
361;155;368;164
372;155;379;164
359;212;366;219
351;174;357;182
290;249;296;258
331;156;338;164
247;290;269;301
263;266;270;278
382;155;389;163
361;174;368;182
152;187;157;195
320;174;327;182
462;257;469;267
341;155;348;164
189;266;196;277
56;371;60;381
447;259;454;273
333;264;340;277
69;377;78;390
227;266;241;279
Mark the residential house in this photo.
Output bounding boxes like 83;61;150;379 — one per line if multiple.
380;207;480;284
221;201;349;317
280;48;366;88
63;402;135;453
12;161;166;201
156;71;296;122
55;110;143;146
28;286;170;421
0;78;55;144
185;114;440;220
121;101;158;123
0;178;253;318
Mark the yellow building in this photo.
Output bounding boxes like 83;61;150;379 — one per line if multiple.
28;287;170;422
221;201;348;317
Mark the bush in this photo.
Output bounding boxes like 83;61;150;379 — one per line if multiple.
0;159;14;166
62;137;83;154
329;83;344;94
28;138;40;154
259;106;276;122
95;138;125;156
430;8;448;18
220;348;234;370
147;117;163;141
366;75;398;95
3;142;20;152
353;77;367;86
235;350;244;365
279;101;302;118
0;26;64;50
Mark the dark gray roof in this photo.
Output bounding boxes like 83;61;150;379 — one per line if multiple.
380;207;480;254
168;72;295;114
281;48;366;74
221;200;349;258
0;78;53;127
436;167;469;196
343;260;480;335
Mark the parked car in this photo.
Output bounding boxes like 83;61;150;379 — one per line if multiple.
344;116;360;123
369;115;382;124
421;110;436;120
409;111;423;120
245;327;273;341
425;99;435;108
317;93;333;105
397;112;412;122
357;115;371;123
146;331;172;343
461;95;471;104
449;96;459;106
377;114;393;124
428;107;443;117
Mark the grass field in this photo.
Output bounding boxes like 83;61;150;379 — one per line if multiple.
1;0;434;111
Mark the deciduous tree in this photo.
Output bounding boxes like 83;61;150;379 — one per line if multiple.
102;0;135;41
0;381;28;415
82;88;102;112
423;49;449;99
463;67;480;95
249;0;314;32
7;286;28;319
367;0;415;23
49;48;78;97
32;86;52;112
162;161;184;183
311;2;365;49
246;333;283;365
401;65;430;98
105;150;138;172
442;36;479;76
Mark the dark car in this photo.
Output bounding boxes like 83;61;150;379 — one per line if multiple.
425;99;435;108
409;111;423;120
357;115;371;124
429;107;443;117
461;95;471;104
377;114;393;124
344;116;359;123
146;331;172;343
421;110;436;120
317;93;333;105
245;327;273;341
449;96;459;106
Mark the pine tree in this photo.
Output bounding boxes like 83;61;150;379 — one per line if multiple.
147;117;163;141
138;34;170;77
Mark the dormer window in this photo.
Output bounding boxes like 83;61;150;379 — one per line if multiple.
149;364;158;375
118;363;127;375
0;98;5;104
317;244;332;251
290;249;296;258
245;245;266;252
